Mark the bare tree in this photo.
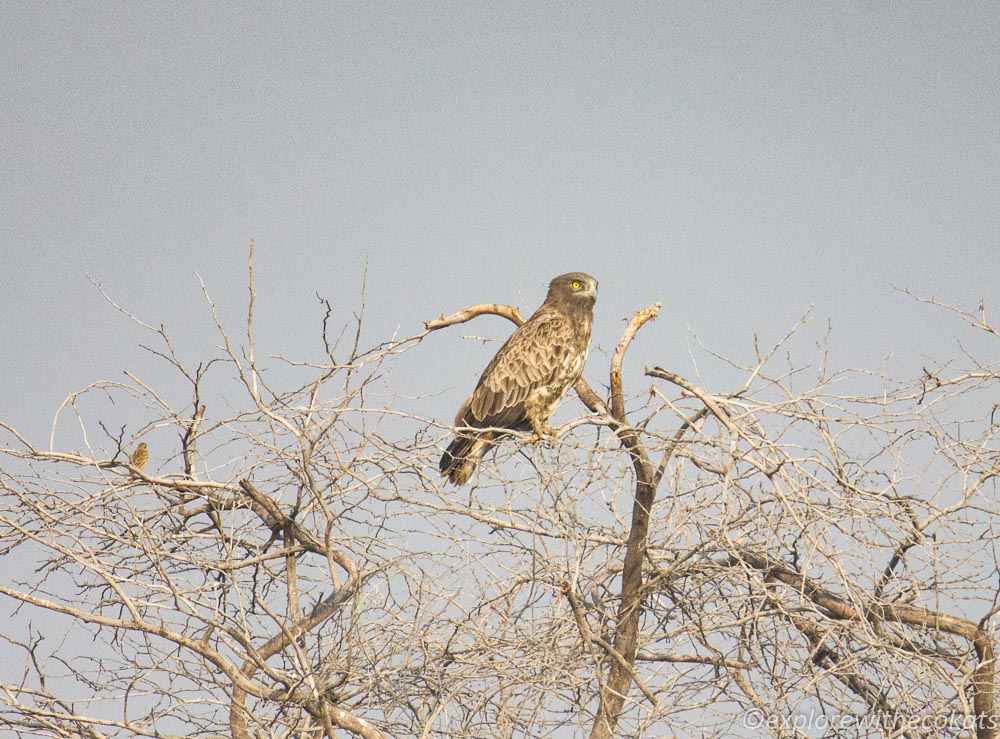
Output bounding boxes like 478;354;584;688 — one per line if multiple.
1;253;997;738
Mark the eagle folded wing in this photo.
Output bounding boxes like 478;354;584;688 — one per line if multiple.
465;313;571;428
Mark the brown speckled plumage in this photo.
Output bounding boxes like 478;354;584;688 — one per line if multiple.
440;272;597;485
130;442;148;472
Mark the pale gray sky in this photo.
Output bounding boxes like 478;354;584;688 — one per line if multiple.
2;5;999;736
2;1;998;439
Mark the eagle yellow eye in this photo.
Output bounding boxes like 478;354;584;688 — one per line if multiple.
572;280;582;290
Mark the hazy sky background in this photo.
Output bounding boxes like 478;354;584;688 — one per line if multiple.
1;5;998;736
2;1;998;445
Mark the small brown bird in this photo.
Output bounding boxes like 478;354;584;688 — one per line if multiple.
130;442;148;472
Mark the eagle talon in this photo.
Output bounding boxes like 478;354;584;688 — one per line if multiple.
524;431;553;445
529;421;557;442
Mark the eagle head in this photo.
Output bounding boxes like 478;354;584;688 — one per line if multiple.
546;272;598;309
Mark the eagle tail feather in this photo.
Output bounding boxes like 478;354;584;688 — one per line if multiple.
440;431;496;485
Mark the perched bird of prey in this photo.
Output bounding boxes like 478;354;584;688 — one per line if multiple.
130;442;148;472
440;272;598;485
